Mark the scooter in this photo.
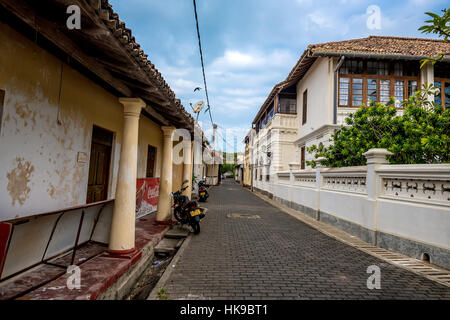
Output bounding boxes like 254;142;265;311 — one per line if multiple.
171;180;205;234
198;179;210;202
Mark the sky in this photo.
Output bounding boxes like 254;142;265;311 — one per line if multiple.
109;0;446;152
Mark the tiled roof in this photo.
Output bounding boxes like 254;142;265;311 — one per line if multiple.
309;36;450;58
98;0;194;127
253;36;449;125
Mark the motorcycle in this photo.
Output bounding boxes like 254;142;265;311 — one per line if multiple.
198;179;210;202
171;180;205;234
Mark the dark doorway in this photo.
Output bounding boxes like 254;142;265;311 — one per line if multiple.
146;145;157;178
87;126;113;203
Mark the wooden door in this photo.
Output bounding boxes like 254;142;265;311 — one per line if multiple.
87;127;112;203
146;145;157;178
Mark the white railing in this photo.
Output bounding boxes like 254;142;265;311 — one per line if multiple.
377;164;450;205
276;172;290;184
292;170;316;188
322;166;367;194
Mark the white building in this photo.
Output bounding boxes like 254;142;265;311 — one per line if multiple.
249;36;450;269
252;36;449;189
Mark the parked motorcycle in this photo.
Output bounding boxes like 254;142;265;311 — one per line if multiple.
198;179;210;202
171;180;205;234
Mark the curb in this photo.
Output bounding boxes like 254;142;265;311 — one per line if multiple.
147;233;193;300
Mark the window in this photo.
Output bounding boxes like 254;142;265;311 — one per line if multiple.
279;98;297;114
302;90;307;125
338;59;420;108
445;82;450;108
395;80;405;107
352;78;363;107
146;145;157;178
367;61;389;75
339;60;363;74
339;78;350;105
367;79;377;104
434;79;450;108
434;81;442;106
300;146;305;170
408;80;418;98
380;80;391;104
0;90;4;135
434;62;450;79
267;108;275;122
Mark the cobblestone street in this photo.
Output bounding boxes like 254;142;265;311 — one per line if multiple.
161;180;450;300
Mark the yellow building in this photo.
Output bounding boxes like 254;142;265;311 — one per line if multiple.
0;0;199;287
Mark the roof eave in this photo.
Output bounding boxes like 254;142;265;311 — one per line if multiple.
311;51;450;61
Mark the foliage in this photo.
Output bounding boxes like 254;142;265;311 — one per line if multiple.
157;288;168;300
307;85;450;168
418;8;449;66
220;163;235;174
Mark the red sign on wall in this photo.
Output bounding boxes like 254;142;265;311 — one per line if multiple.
136;178;160;217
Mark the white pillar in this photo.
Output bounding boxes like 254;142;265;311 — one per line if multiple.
182;141;193;199
108;98;145;254
420;62;434;104
363;148;392;245
156;126;176;223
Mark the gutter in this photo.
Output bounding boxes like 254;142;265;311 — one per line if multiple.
333;56;345;124
313;51;450;62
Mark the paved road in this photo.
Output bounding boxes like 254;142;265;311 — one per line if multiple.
162;179;450;300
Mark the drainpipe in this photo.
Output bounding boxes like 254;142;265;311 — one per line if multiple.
333;56;345;125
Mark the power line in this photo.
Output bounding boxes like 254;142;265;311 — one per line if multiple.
192;0;213;125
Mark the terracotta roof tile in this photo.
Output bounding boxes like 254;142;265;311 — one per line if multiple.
309;35;450;58
98;0;194;129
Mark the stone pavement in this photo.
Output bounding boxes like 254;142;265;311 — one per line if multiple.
160;179;450;300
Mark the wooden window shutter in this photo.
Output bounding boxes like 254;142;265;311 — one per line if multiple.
302;90;307;125
301;146;305;170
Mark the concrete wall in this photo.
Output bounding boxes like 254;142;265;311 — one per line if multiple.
263;161;450;269
296;57;334;139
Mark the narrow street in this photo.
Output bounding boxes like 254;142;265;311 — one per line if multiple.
158;180;450;300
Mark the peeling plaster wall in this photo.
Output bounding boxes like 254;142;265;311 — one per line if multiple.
0;22;127;221
137;116;163;179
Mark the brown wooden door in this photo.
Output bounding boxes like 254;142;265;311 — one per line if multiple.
87;127;112;203
146;145;157;178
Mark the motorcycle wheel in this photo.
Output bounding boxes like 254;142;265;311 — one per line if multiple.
190;221;200;234
174;207;183;222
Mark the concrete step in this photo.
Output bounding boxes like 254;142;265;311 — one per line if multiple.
154;237;185;255
165;226;190;239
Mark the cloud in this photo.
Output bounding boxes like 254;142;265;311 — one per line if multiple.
211;49;295;71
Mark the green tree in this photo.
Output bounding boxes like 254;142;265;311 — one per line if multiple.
418;8;449;66
307;88;450;168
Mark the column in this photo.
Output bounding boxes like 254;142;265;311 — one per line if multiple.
363;148;392;245
420;62;434;104
182;141;193;199
108;98;145;254
156;126;176;223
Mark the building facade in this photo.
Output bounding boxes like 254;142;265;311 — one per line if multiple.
0;0;204;288
251;36;449;189
248;36;450;269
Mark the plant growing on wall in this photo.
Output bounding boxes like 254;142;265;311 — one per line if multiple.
307;86;450;168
